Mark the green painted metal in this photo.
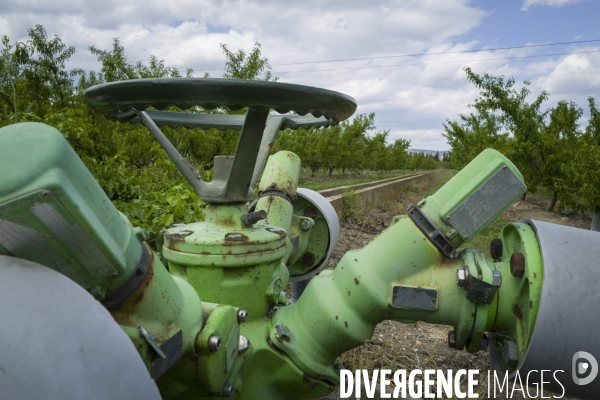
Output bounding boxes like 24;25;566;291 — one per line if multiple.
286;198;330;278
418;148;526;248
270;216;489;382
129;110;333;131
0;123;143;298
490;222;544;372
255;151;301;236
1;78;550;400
85;79;355;204
84;78;357;123
163;202;289;319
113;245;204;372
195;304;251;396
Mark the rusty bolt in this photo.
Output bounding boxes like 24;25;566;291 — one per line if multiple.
448;331;457;349
303;206;317;218
456;267;468;288
503;340;519;368
241;210;267;227
237;309;248;323
510;253;526;278
222;383;235;398
207;335;221;352
490;238;503;260
275;324;292;342
302;252;316;266
300;219;312;231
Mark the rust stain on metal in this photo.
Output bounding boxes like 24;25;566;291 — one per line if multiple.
490;238;503;259
266;337;285;354
224;233;249;244
111;246;156;325
513;303;523;318
165;234;186;243
302;252;315;266
303;207;317;218
510;252;526;278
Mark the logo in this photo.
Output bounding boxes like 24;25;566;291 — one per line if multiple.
572;351;598;385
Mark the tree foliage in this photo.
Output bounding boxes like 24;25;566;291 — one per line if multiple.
0;25;421;242
445;67;597;213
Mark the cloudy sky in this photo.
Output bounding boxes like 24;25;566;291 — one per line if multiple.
2;0;599;150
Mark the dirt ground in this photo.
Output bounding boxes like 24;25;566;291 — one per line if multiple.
315;170;589;400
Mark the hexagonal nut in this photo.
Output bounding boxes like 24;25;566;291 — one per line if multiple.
207;335;222;352
491;269;502;288
237;309;248;323
275;324;292;342
300;219;312;231
238;335;249;353
490;238;503;260
510;253;526;278
503;340;519;368
222;383;235;398
456;268;468;288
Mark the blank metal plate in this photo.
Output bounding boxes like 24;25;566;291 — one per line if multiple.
392;286;437;311
447;166;523;239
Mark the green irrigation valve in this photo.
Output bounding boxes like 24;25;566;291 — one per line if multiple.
409;149;526;257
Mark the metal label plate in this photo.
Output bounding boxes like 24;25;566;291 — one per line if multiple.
392;286;437;311
0;190;115;288
447;166;523;239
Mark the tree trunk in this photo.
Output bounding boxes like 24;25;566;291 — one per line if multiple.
328;167;334;177
546;192;558;212
591;211;600;231
311;169;316;178
521;192;527;201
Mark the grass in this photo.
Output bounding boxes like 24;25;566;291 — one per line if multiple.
423;169;458;197
466;215;508;255
299;171;417;192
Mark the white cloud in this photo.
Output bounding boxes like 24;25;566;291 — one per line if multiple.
533;51;600;105
522;0;583;11
2;1;599;151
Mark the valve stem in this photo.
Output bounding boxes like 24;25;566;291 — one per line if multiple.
241;210;267;227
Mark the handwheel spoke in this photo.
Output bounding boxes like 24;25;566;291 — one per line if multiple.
84;78;357;203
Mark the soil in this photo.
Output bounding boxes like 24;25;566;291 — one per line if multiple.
314;170;588;400
504;193;592;230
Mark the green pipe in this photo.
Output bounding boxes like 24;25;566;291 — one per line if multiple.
255;151;301;237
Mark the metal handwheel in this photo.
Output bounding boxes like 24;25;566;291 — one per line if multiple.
84;78;357;203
